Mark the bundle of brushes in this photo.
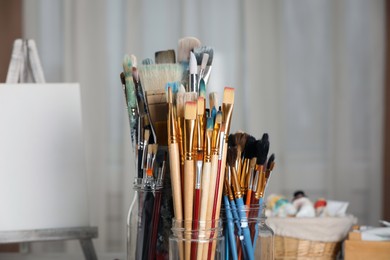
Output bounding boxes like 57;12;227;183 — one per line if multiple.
120;36;275;260
223;132;275;260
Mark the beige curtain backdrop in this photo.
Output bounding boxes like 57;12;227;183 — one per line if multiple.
9;0;384;258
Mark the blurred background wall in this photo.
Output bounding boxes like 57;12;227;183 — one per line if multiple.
0;0;386;258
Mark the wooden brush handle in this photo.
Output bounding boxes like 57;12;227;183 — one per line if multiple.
169;143;183;220
184;159;194;260
196;161;211;260
202;155;219;260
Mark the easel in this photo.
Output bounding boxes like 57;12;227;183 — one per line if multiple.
0;39;98;260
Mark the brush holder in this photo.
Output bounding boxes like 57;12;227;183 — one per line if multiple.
169;219;225;260
127;177;173;260
221;202;274;260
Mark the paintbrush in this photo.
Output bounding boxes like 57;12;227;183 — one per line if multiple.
167;87;184;260
183;101;197;260
224;178;238;260
122;56;139;158
148;144;163;260
155;49;176;64
202;111;222;260
131;55;157;144
209;87;235;260
191;97;205;259
196;116;213;260
138;63;183;145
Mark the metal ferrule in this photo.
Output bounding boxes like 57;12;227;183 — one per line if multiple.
168;102;177;144
254;166;265;200
204;130;212;162
177;117;184;166
189;73;198;93
196;115;204;153
184;119;196;161
222;103;234;137
211;122;221;155
231;167;242;199
203;66;212;85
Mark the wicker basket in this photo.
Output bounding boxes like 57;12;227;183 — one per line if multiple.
274;235;341;260
267;216;357;260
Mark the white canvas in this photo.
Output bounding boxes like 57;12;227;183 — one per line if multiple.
0;83;89;231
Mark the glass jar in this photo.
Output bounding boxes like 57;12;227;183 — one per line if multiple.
254;204;274;260
169;219;225;260
127;178;172;260
221;201;274;260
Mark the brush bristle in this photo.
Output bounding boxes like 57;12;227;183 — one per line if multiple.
201;53;209;69
223;87;235;104
131;54;137;68
179;84;186;93
193;46;214;66
176;93;185;117
155;49;176;64
244;135;257;159
184;101;197;120
184;92;197;103
227;147;238;167
142;58;154;65
215;111;222;124
256;137;270;165
235;132;248;152
138;64;183;91
267;154;275;170
211;107;217;121
197;97;205;115
228;134;236;147
123;55;132;77
209;92;218;109
190;52;197;74
206;117;214;130
178;37;202;63
199;79;206;98
120;72;126;85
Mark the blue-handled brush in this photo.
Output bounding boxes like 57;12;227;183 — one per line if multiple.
228;147;254;260
224;180;238;260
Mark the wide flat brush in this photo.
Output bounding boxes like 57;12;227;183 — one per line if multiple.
209;88;235;259
155;49;176;64
183;101;197;260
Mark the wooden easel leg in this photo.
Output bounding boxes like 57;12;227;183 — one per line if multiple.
79;238;98;260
